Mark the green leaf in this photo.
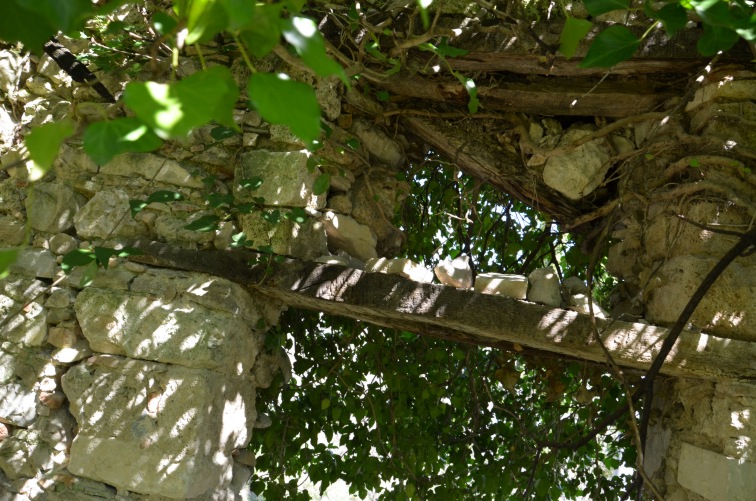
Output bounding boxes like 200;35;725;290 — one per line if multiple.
184;214;221;232
654;2;689;36
124;65;239;139
84;117;163;165
129;200;149;218
559;17;593;59
313;173;330;195
579;26;640;68
285;207;308;224
147;190;184;204
697;24;740;55
184;0;228;45
152;11;178;35
0;0;93;49
248;73;321;146
583;0;631;16
436;38;468;58
210;125;238;140
454;73;479;113
93;246;135;270
376;90;390;102
207;192;234;208
321;398;331;410
237;4;283;58
262;210;281;224
0;249;18;280
25;120;75;181
61;249;96;274
282;17;347;83
239;177;264;191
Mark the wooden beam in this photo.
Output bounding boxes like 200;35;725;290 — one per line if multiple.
129;241;756;383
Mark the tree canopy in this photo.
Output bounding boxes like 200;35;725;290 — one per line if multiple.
1;0;754;499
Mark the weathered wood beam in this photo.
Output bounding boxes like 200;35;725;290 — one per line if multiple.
446;54;706;77
401;116;583;223
382;75;673;117
129;241;756;383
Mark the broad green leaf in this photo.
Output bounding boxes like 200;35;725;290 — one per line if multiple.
282;17;347;83
580;26;640;68
0;249;18;280
152;12;178;35
559;17;593;59
583;0;631;16
124;65;239;139
184;214;221;232
61;249;96;273
313;173;330;195
185;0;228;45
689;0;733;26
697;24;740;55
263;210;281;224
655;3;688;36
84;117;163;165
248;73;321;146
376;90;390;102
25;120;75;181
238;4;283;58
129;200;149;218
321;398;330;410
0;0;92;49
219;0;255;32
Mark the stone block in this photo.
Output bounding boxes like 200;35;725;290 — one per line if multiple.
26;182;86;233
474;273;528;299
9;248;57;279
74;287;260;376
678;442;756;501
527;267;562;307
100;153;205;188
62;356;257;499
235;150;326;210
434;255;473;288
365;257;434;283
73;189;149;240
0;294;46;346
321;211;377;261
542;128;611;200
0;216;24;246
0;382;37;427
238;212;328;261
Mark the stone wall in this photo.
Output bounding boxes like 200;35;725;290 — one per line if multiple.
605;70;756;499
0;35;407;500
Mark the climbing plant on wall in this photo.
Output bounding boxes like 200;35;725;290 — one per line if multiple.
0;0;754;499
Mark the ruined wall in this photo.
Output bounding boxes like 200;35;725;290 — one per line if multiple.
0;35;408;499
604;70;756;499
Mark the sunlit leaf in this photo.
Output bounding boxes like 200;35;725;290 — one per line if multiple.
282;17;347;83
248;73;321;146
0;249;18;279
84;117;163;165
580;26;640;68
184;214;221;232
124;66;239;139
559;17;593;59
61;249;96;274
25;120;75;180
313;173;330;195
184;0;228;45
583;0;631;16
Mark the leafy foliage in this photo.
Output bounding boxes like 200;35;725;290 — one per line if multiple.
0;0;749;498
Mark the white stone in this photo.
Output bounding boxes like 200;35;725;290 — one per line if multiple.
321;211;377;261
100;153;204;187
562;276;588;295
73;189;148;240
543;128;611;200
351;119;403;168
0;383;37;427
527;267;562;307
434;255;473;288
62;357;257;499
474;273;528;299
315;255;350;267
678;442;756;501
568;293;609;318
365;257;434;283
